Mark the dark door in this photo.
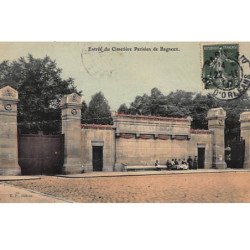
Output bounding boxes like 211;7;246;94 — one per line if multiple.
92;146;103;171
198;148;205;168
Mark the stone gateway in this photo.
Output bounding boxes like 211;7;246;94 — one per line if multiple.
0;87;249;175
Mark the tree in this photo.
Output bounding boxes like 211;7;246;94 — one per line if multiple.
0;54;80;134
82;92;112;124
119;88;194;117
118;88;169;116
117;88;250;143
219;93;250;143
190;93;218;129
149;88;168;116
117;103;129;114
129;94;151;115
165;90;194;117
81;101;88;122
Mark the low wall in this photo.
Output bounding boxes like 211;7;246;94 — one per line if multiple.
115;131;212;168
113;114;213;168
115;136;189;165
80;116;214;171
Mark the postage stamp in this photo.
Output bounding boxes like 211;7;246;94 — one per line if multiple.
201;43;250;100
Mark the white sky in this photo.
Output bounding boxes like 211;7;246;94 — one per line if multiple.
1;42;250;109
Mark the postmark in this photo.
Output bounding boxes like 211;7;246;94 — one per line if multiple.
202;43;250;100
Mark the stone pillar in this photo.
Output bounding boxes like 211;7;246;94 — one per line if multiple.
240;112;250;169
60;93;82;174
0;86;21;175
207;107;227;169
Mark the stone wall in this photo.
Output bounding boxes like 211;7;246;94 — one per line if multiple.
0;86;230;175
115;136;189;166
114;130;212;168
112;114;213;168
113;114;192;137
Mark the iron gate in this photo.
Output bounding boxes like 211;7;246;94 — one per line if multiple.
18;134;64;175
225;137;245;168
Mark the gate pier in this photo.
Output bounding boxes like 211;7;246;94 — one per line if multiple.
60;93;82;174
0;86;21;175
207;108;227;169
240;112;250;169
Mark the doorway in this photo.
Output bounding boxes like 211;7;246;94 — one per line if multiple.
92;146;103;171
197;147;205;169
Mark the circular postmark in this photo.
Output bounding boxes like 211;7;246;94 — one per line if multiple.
81;43;116;78
202;44;250;100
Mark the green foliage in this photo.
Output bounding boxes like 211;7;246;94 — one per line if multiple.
148;88;168;116
118;88;194;117
117;87;250;142
81;101;88;119
165;90;194;117
129;94;152;115
82;92;112;125
190;93;218;129
0;54;80;134
219;94;250;142
117;103;129;114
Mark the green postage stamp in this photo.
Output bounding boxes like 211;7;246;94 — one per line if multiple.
202;43;250;100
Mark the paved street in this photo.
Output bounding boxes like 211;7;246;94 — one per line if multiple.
3;171;250;202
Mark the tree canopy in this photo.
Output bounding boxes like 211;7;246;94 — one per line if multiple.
0;54;80;134
2;53;250;142
117;87;250;142
81;92;112;125
118;88;194;117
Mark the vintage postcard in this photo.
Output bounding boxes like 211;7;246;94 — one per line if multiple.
1;42;250;202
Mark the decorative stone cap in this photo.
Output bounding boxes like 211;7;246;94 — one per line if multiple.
240;111;250;122
0;85;18;100
60;93;82;107
207;107;226;120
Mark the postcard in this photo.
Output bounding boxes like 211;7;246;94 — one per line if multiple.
1;42;250;202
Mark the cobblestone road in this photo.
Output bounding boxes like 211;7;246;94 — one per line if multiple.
5;172;250;202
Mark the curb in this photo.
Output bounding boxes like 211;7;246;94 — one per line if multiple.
56;169;250;179
0;176;41;182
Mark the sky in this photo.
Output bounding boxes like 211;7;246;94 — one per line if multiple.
0;42;250;110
